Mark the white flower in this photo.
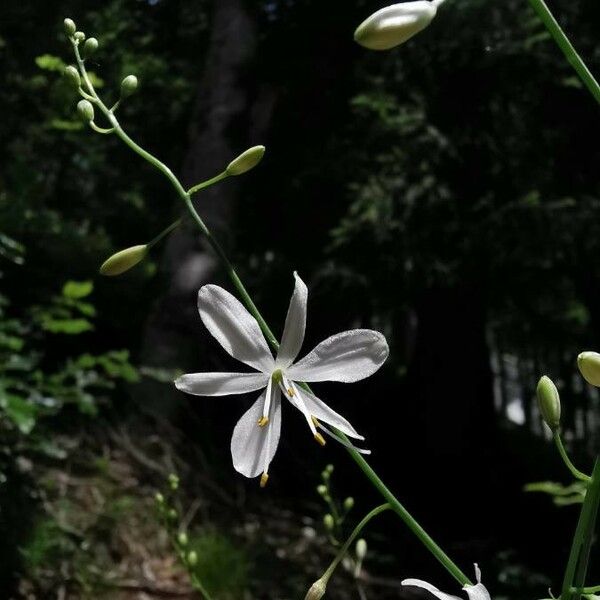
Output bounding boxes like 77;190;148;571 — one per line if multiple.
402;565;491;600
353;1;443;51
175;273;389;486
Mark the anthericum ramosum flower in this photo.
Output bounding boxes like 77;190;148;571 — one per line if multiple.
577;351;600;386
174;272;389;486
354;1;442;51
402;564;491;600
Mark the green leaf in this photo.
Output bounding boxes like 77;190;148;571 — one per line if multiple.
41;318;93;334
0;392;36;434
35;54;66;73
62;280;93;299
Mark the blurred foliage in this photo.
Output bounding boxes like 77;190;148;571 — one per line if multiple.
525;480;587;506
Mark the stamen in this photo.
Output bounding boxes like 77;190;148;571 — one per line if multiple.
261;377;273;424
260;472;269;488
318;423;371;455
287;387;295;396
281;378;318;437
311;415;320;427
257;416;269;427
314;432;326;446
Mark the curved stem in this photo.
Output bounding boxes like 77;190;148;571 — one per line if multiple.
148;218;182;248
188;172;228;196
322;504;391;582
68;39;470;586
527;0;600;104
554;431;591;482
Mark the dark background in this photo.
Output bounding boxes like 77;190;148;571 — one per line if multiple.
0;0;599;598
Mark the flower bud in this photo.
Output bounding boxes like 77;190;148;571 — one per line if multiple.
536;376;561;431
226;145;265;176
354;2;438;51
64;18;77;36
155;492;165;505
83;37;99;57
168;473;179;490
187;550;198;566
343;497;354;511
316;484;327;497
168;508;178;520
120;75;138;97
323;514;334;531
304;578;327;600
77;99;94;122
74;31;86;42
99;245;148;276
577;351;600;387
63;65;81;90
177;532;188;546
355;538;368;560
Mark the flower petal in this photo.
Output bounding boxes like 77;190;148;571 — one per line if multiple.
276;272;308;368
401;580;462;600
231;389;282;478
175;372;269;396
463;584;491;600
296;386;364;439
287;329;389;382
198;285;274;372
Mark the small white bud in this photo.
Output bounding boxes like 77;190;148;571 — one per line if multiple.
226;145;265;176
355;538;368;560
577;351;600;387
536;376;561;431
323;514;334;531
121;75;139;97
177;532;188;546
187;550;198;566
77;99;94;122
83;37;99;57
304;578;327;600
99;245;147;276
74;31;86;43
354;2;438;51
64;19;76;36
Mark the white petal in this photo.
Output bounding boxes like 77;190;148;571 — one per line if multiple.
175;372;269;396
276;272;308;368
231;389;282;478
401;579;462;600
287;329;389;383
198;285;274;372
297;386;364;440
463;584;491;600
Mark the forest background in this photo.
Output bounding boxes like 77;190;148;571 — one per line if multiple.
0;0;599;598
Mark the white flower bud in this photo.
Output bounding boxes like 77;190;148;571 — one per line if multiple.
187;550;198;566
577;351;600;386
354;2;439;51
226;145;265;176
63;65;81;90
83;37;99;57
99;244;147;276
536;376;561;431
323;514;334;531
64;19;76;36
177;532;188;546
74;31;86;43
121;75;139;97
355;538;368;560
304;578;327;600
77;99;94;122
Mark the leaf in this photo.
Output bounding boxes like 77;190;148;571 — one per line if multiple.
62;280;93;299
41;318;93;334
140;366;182;383
35;54;66;73
0;392;36;434
525;480;587;506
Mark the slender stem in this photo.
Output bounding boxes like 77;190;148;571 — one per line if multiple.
322;504;391;582
561;459;600;600
68;39;470;586
581;585;600;594
554;431;591;482
527;0;600;105
188;172;228;196
89;121;114;134
148;218;182;248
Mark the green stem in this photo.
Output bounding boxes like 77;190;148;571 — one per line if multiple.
561;459;600;600
527;0;600;104
322;504;391;582
581;585;600;594
147;218;182;248
554;431;591;482
188;172;228;195
69;39;470;587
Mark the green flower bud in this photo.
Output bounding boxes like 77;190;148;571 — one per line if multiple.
323;514;334;531
83;37;99;57
74;31;86;43
187;550;198;566
354;2;438;51
155;492;165;505
536;376;561;431
63;65;81;90
168;508;178;520
77;99;94;122
343;497;354;511
99;244;147;276
226;145;265;176
120;75;138;97
64;18;77;36
304;578;327;600
355;538;367;560
577;351;600;387
168;473;180;490
325;464;334;475
177;532;188;546
316;484;327;497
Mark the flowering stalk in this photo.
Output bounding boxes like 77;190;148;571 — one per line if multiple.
65;25;471;587
527;0;600;104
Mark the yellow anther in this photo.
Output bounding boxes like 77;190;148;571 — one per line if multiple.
311;416;320;427
314;433;326;447
260;472;269;488
287;388;295;397
257;416;269;427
